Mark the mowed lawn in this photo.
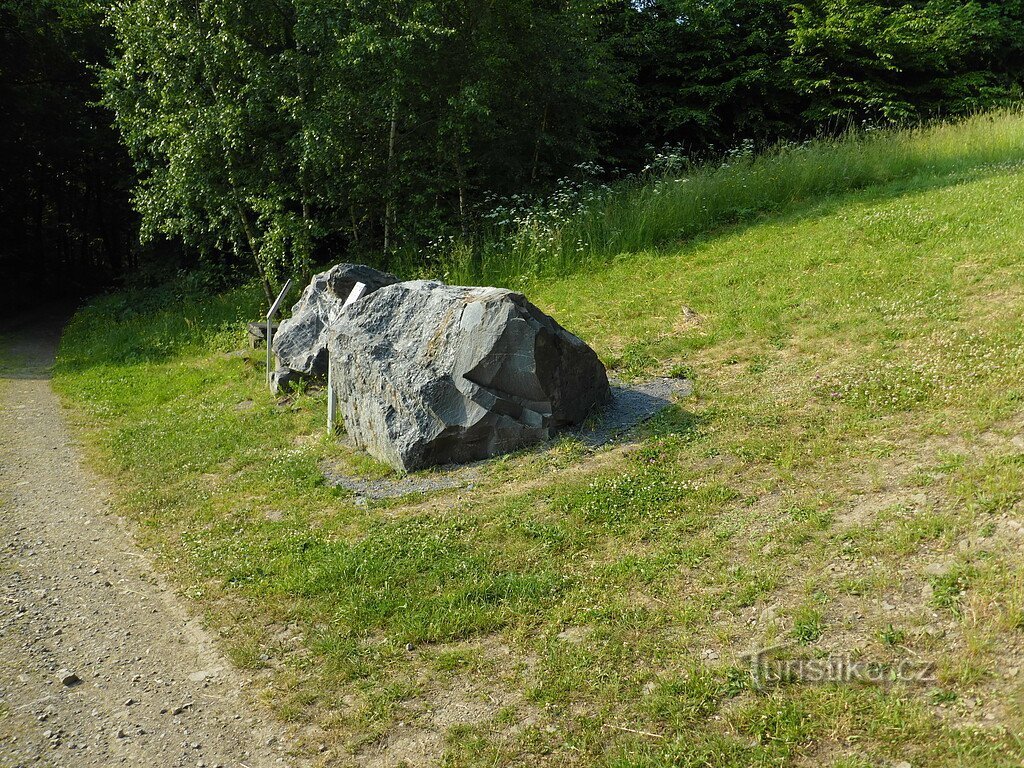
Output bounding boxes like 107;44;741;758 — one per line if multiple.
51;158;1024;766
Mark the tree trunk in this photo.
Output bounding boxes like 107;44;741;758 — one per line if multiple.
383;95;398;255
531;103;549;183
236;202;274;305
453;150;468;238
300;199;312;285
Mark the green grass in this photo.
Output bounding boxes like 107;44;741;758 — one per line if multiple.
43;112;1024;765
442;109;1024;287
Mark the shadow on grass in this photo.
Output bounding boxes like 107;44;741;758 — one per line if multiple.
53;282;264;375
579;377;695;447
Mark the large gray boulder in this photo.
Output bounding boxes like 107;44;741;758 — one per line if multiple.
328;280;610;471
272;263;399;377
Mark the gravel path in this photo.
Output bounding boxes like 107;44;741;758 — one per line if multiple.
0;312;301;768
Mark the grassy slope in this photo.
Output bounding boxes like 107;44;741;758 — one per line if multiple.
52;122;1024;767
449;110;1024;287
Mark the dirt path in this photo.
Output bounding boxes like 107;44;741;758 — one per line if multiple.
0;312;301;767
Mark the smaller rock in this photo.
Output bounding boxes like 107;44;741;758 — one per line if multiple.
270;368;304;395
247;321;280;349
171;702;194;716
188;670;210;682
272;263;400;378
58;670;81;687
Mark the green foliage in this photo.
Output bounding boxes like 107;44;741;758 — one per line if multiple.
880;624;906;647
787;0;1015;125
791;606;824;644
101;0;312;295
600;0;1024;170
602;0;799;166
14;0;1024;293
929;565;974;616
101;0;618;289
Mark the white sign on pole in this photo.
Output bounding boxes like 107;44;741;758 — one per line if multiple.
342;281;367;309
328;281;367;433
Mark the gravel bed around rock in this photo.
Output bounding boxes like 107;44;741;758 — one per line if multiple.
578;376;693;446
322;376;691;501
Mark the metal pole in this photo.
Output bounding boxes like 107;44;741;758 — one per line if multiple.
266;278;293;389
266;317;272;388
327;361;336;434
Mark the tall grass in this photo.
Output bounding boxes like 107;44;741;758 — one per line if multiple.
442;110;1024;288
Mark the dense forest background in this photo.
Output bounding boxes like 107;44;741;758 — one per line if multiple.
2;0;1023;312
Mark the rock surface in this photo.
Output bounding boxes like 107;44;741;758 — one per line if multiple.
272;263;399;377
328;280;610;471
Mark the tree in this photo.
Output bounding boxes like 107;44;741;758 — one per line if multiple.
103;0;306;302
0;0;137;312
599;0;802;168
102;0;620;288
787;0;1010;126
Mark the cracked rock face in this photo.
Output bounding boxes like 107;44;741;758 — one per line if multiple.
272;263;399;377
328;280;611;471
